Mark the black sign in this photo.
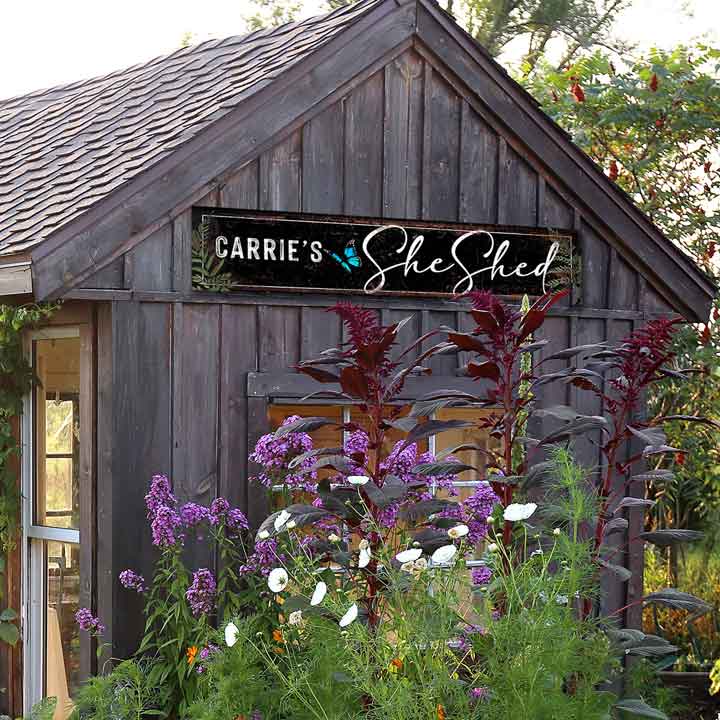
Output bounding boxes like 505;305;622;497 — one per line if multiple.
191;208;575;297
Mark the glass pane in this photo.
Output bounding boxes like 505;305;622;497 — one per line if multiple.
44;541;81;719
33;337;81;530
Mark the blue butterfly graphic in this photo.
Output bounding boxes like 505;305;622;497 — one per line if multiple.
325;239;362;273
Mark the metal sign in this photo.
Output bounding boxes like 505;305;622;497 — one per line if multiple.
191;208;575;297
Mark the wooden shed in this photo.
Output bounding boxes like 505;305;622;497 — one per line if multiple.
0;0;714;714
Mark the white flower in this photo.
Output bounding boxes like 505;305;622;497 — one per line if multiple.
310;581;327;606
503;502;537;522
267;568;289;593
396;548;423;563
531;548;543;557
286;520;297;530
339;603;358;628
258;530;270;540
328;533;340;542
288;610;303;625
487;543;498;552
487;515;495;525
556;594;569;605
400;561;415;573
348;475;369;485
431;545;458;565
358;540;372;569
448;524;469;539
553;527;561;536
224;621;239;647
274;509;292;531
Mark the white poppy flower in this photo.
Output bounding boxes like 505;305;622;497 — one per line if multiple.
288;610;303;625
339;603;358;627
274;509;292;531
503;502;537;522
224;621;239;647
431;545;457;565
286;520;297;530
310;581;327;606
258;530;270;540
396;548;423;563
448;524;469;539
359;544;372;569
487;543;498;552
348;475;369;485
267;568;289;593
553;527;561;536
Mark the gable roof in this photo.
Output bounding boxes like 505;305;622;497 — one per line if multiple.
0;0;714;321
0;0;381;256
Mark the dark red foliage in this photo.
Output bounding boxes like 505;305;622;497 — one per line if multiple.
649;73;659;92
330;302;384;347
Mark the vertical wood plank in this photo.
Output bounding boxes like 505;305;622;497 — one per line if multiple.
129;225;173;291
220;160;259;209
111;301;172;658
260;130;302;212
303;101;344;214
504;145;537;226
173;304;221;570
383;50;424;219
459;102;498;224
607;249;639;311
426;71;461;222
496;137;508;224
95;302;113;668
258;305;302;371
344;71;384;217
579;220;610;309
172;209;192;293
300;306;342;360
79;257;124;290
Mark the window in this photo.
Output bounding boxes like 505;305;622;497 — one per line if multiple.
24;330;86;720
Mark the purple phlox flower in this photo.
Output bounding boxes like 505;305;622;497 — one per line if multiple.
186;568;217;617
239;538;285;577
462;484;500;543
470;687;490;702
312;497;324;508
199;643;220;661
151;504;183;547
251;711;263;720
249;415;316;491
119;569;148;593
456;622;487;651
145;474;176;517
75;607;105;635
209;497;230;525
416;451;459;496
471;566;492;586
344;430;369;473
180;502;211;529
226;507;249;534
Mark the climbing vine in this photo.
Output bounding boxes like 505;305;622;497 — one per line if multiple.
0;302;57;646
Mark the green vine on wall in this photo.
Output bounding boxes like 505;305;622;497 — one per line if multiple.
0;303;57;647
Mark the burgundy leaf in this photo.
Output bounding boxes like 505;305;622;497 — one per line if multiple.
447;332;487;353
339;366;370;400
467;361;501;382
298;366;340;384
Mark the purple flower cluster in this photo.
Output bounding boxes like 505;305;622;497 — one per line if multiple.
75;607;105;635
470;686;490;702
119;569;148;593
186;568;217;617
146;474;183;548
439;483;499;544
250;415;317;492
471;566;492;586
196;643;220;674
239;538;285;577
180;502;210;528
456;623;487;652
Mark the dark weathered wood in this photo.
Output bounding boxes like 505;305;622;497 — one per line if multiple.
303;102;344;214
607;248;639;310
260;130;302;212
111;301;172;658
258;305;301;372
300;306;342;360
79;257;124;289
218;305;258;516
172;209;192;294
426;70;461;222
459;102;498;224
220;160;259;210
504;144;537;227
579;220;609;309
383;49;425;219
129;225;173;291
95;302;114;667
344;71;384;217
246;394;271;528
172;304;221;570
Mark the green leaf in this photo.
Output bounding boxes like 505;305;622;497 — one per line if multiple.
0;607;17;621
0;620;20;646
613;698;668;719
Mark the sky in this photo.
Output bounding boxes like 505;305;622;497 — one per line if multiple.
0;0;718;100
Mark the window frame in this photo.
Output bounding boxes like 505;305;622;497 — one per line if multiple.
22;326;87;711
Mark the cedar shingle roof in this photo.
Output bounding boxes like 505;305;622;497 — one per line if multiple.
0;0;381;256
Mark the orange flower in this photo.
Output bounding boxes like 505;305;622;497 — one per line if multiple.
390;658;403;671
272;628;284;643
186;645;198;665
436;704;446;720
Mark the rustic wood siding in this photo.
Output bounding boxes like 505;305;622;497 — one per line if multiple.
93;48;670;656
